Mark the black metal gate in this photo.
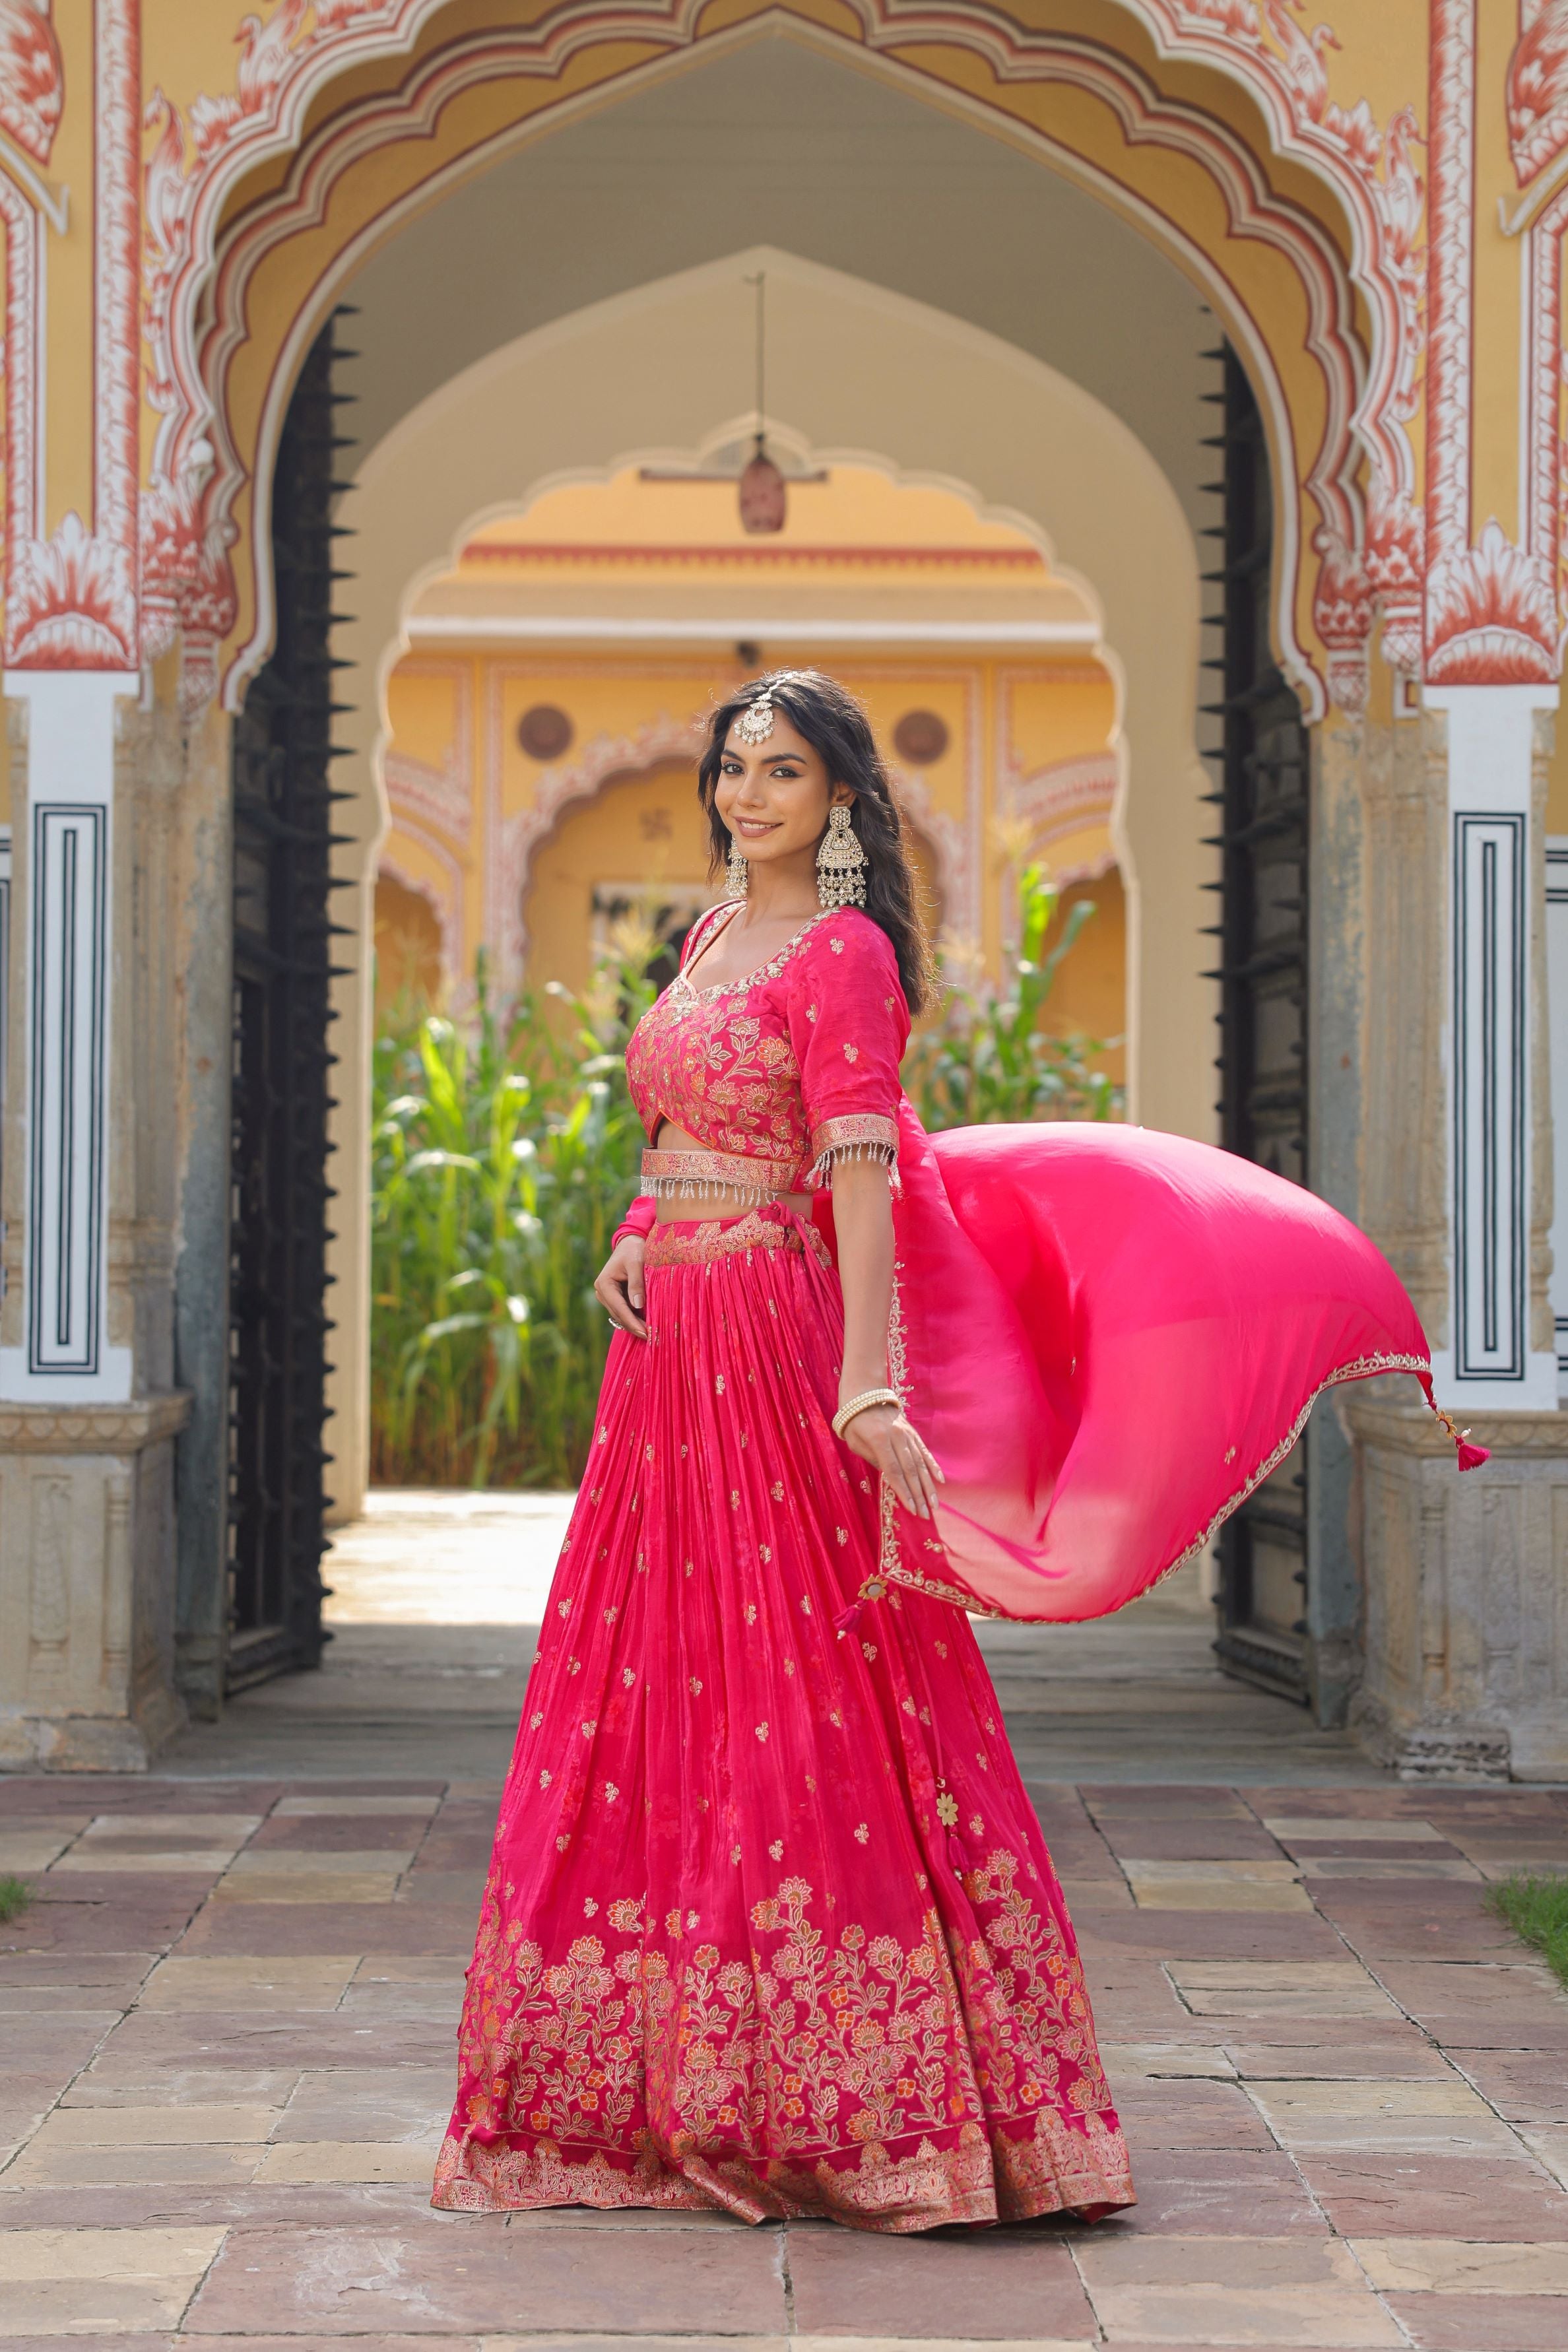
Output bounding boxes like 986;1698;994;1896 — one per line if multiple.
1200;343;1313;1703
225;317;352;1693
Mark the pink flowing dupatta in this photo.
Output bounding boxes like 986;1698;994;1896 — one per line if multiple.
841;1108;1485;1625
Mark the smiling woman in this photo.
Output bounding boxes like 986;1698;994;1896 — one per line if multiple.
433;669;1456;2231
434;672;1136;2229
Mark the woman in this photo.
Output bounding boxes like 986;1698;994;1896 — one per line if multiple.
434;670;1472;2233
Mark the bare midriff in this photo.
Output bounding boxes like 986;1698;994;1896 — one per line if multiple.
652;1121;812;1222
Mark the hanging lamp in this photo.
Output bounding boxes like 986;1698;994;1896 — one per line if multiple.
738;273;785;535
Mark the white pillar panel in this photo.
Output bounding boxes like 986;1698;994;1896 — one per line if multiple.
0;672;137;1403
1546;837;1568;1393
1427;685;1559;1411
1;824;11;1307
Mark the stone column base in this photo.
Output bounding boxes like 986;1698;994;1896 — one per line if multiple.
0;1394;193;1773
1341;1391;1568;1781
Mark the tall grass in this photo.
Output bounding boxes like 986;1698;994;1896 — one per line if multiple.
369;869;1117;1488
370;934;655;1489
911;862;1122;1128
1486;1872;1568;1992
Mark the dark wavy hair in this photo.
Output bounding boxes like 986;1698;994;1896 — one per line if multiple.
696;669;935;1016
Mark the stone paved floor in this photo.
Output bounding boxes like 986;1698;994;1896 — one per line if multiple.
3;1495;1568;2347
162;1493;1405;1788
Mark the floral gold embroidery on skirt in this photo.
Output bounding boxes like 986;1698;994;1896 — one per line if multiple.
434;1212;1134;2232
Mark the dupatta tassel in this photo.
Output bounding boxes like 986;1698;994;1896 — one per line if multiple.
1423;1384;1491;1472
834;1575;888;1639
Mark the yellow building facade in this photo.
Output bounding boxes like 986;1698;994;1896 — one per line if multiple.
372;465;1125;1062
5;1;1568;1778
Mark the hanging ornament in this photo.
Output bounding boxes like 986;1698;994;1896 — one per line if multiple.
740;273;786;536
739;440;786;534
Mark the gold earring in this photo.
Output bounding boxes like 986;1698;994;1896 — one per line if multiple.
724;837;750;899
817;805;867;909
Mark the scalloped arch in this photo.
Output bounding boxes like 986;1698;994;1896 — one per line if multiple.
137;0;1425;719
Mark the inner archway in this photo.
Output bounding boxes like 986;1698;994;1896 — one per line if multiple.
323;251;1205;1532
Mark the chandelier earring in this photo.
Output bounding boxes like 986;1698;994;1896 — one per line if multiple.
817;804;868;909
724;834;750;899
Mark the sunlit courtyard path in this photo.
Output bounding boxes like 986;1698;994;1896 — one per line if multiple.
3;1491;1567;2348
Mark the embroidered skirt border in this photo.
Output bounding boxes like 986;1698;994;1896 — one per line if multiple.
432;2102;1133;2232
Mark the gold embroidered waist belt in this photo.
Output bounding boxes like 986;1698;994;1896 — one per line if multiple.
641;1146;803;1198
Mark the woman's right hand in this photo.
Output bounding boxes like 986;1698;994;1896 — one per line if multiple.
595;1237;647;1339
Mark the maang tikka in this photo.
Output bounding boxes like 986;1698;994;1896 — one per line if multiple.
817;804;868;909
735;692;776;745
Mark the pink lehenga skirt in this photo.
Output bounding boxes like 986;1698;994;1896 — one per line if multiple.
432;1203;1134;2232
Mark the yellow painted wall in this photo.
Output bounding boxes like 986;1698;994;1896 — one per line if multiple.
524;761;711;1003
374;874;443;1016
1044;876;1128;1092
375;639;1124;1060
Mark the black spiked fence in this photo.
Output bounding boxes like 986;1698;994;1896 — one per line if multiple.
225;312;355;1691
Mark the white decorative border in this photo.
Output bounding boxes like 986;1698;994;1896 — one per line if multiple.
1427;681;1559;1412
0;671;135;1404
1542;832;1568;1388
0;822;10;1309
1452;810;1528;1377
26;801;108;1372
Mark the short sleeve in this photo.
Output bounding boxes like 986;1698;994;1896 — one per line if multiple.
787;913;910;1190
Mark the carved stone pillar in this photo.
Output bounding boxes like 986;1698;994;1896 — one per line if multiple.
1346;1394;1568;1780
1346;690;1568;1778
0;1397;189;1769
0;675;191;1770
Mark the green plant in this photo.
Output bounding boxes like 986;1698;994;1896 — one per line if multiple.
370;868;1115;1489
0;1875;32;1927
911;861;1123;1130
1486;1872;1568;1992
369;931;657;1489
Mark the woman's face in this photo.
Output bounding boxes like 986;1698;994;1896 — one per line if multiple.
714;710;851;871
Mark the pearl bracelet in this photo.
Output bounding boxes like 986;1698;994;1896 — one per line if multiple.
832;1387;903;1439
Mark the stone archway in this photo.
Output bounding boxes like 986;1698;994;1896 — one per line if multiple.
316;249;1200;1515
131;1;1416;731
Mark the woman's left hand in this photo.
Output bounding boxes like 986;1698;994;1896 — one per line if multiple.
840;1401;945;1520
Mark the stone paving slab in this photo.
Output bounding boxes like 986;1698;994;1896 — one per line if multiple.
181;2220;789;2334
784;2225;1095;2339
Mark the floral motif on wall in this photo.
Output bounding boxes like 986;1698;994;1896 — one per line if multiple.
0;0;62;165
1509;1;1568;185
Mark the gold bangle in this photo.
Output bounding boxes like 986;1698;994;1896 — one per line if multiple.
832;1387;903;1439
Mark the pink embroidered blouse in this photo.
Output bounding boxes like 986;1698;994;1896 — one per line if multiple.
625;902;909;1199
614;898;1445;1632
